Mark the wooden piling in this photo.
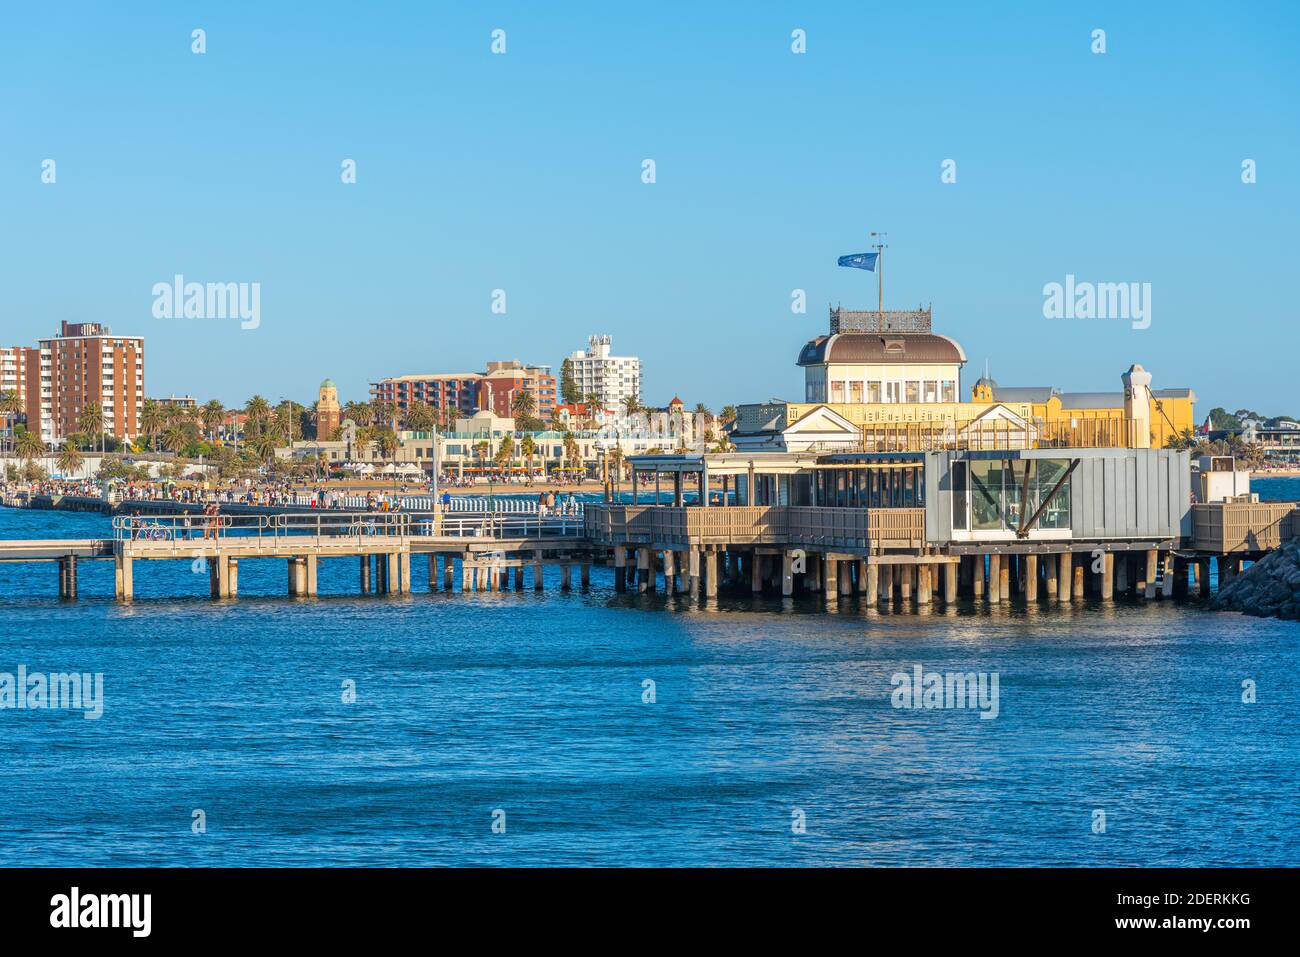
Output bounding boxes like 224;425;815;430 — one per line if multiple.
917;563;932;605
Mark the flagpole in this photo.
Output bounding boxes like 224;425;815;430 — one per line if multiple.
870;231;887;322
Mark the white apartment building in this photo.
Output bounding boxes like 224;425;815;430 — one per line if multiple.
566;335;641;408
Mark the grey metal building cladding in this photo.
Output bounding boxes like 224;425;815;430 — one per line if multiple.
921;448;1192;543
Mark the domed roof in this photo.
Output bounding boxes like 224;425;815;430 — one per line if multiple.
320;378;336;389
798;333;967;366
975;375;997;389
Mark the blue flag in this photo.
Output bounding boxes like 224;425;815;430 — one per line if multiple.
837;252;879;271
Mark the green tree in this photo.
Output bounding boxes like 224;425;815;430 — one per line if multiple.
374;426;399;460
56;445;84;478
494;435;514;470
250;428;280;463
559;357;580;405
511;388;536;420
15;428;46;465
163;422;198;455
78;401;106;454
140;399;167;451
606;445;624;487
562;431;582;477
201;399;225;442
343;400;374;427
520;434;536;476
621;393;641;418
1207;407;1240;431
245;395;272;431
371;400;396;430
0;390;22;461
719;405;737;426
405;401;436;433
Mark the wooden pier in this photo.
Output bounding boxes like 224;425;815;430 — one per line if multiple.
1;495;1297;608
0;511;600;601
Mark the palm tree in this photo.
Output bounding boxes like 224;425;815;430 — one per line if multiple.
405;401;436;433
520;434;536;477
563;432;580;466
719;405;738;426
275;400;302;445
140;399;167;451
607;445;624;488
622;394;641;418
511;389;536;422
244;395;272;432
343;400;374;427
15;428;45;466
0;390;22;461
78;401;106;454
56;446;84;479
371;400;396;430
201;399;225;442
473;440;490;472
164;404;192;427
250;428;279;464
163;422;197;456
374;426;399;460
494;435;514;471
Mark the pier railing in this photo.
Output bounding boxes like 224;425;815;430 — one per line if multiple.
1190;501;1300;553
112;512;411;543
111;510;584;544
583;505;925;550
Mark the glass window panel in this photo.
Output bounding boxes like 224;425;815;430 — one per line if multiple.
952;461;969;530
970;459;1005;530
905;381;920;403
1032;458;1072;529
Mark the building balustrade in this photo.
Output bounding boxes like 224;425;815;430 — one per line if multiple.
583;504;925;550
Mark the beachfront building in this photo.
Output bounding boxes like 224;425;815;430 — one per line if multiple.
371;360;556;425
0;345;39;437
800;307;966;405
38;322;145;444
371;372;484;422
735;306;1196;452
566;335;641;409
477;361;557;423
3;323;145;444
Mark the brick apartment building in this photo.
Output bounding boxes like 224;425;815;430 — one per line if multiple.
371;360;556;425
2;322;145;444
0;345;40;436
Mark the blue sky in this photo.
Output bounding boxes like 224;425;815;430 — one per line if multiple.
1;2;1296;416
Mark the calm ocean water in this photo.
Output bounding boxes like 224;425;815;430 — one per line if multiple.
1;481;1297;866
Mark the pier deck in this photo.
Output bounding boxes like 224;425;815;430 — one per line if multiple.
0;498;1296;607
